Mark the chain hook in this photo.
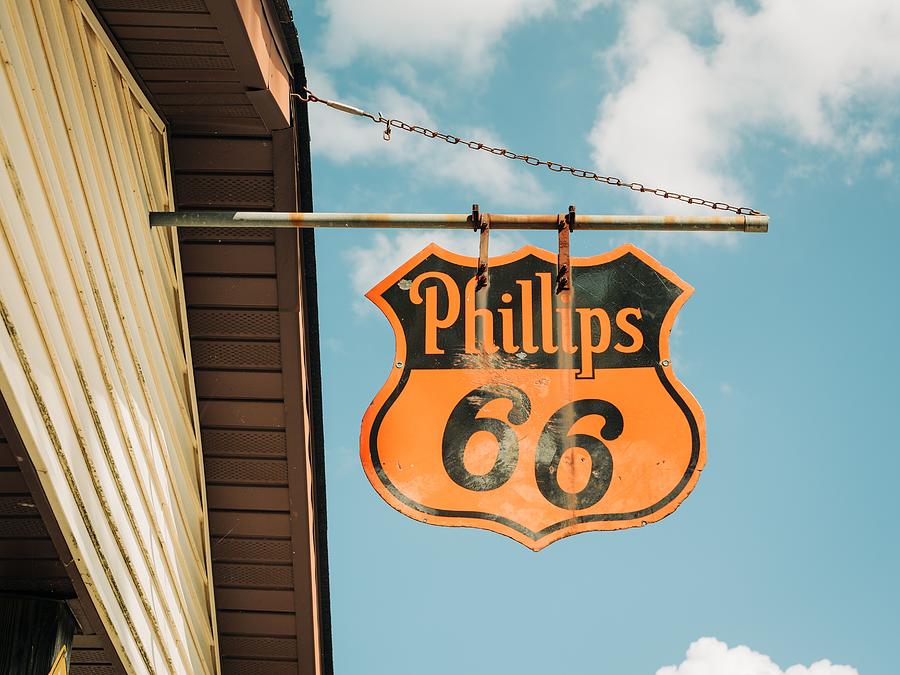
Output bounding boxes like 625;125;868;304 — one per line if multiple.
379;114;391;141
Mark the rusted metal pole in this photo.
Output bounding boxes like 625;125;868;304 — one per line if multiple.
149;211;768;232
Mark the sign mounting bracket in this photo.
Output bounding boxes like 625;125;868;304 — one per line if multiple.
556;205;574;294
473;204;491;291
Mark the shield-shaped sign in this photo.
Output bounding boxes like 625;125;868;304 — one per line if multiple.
361;243;706;550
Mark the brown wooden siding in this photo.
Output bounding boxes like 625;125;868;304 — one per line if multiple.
0;433;74;599
0;403;120;673
180;218;308;674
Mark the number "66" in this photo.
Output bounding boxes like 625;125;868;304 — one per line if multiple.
441;385;624;510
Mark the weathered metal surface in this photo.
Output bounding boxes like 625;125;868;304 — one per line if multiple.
556;206;574;293
151;210;770;232
360;244;706;550
474;205;490;290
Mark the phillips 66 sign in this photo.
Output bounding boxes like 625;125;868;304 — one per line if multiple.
360;243;706;550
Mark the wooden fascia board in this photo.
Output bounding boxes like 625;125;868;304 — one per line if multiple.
207;0;292;130
273;127;322;675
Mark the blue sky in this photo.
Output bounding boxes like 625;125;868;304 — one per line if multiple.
290;1;900;673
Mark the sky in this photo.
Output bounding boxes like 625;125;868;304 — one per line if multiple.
289;1;900;673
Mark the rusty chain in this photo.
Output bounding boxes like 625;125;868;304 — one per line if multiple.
296;87;764;216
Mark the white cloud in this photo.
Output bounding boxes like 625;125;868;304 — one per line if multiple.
345;229;529;296
319;0;554;74
318;0;613;75
657;637;858;675
590;0;900;219
573;0;611;16
307;70;550;210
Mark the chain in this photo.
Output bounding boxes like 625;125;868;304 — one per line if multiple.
295;87;764;216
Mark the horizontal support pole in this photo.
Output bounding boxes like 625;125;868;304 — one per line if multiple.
150;211;768;232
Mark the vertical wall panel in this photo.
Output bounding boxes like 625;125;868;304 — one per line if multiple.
0;0;216;673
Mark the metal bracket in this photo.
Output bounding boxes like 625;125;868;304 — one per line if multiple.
556;204;574;294
473;204;490;291
149;210;768;233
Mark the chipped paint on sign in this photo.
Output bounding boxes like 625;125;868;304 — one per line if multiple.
360;244;706;550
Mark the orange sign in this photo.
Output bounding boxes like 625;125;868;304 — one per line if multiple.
360;244;706;550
